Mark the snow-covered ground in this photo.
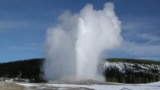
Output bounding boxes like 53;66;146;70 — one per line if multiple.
16;81;160;90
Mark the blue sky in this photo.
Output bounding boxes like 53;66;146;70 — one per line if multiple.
0;0;160;62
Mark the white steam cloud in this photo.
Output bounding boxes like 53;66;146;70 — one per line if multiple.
43;2;122;81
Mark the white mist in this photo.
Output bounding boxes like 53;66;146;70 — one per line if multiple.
43;2;122;81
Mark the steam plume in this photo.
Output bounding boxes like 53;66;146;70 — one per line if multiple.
43;2;122;81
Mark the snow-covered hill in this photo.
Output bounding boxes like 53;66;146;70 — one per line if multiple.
103;60;160;83
104;61;160;74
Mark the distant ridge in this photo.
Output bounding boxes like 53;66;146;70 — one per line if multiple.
107;58;160;65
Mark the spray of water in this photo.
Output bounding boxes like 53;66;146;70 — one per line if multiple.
43;2;122;81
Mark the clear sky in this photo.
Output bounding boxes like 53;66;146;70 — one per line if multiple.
0;0;160;62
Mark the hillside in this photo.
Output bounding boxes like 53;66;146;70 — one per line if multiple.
104;58;160;83
0;58;44;82
0;58;159;83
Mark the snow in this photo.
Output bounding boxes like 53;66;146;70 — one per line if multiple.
16;81;160;90
90;84;160;90
145;81;160;85
16;83;39;87
104;61;160;74
5;79;14;83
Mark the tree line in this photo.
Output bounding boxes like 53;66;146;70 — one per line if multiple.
0;58;159;83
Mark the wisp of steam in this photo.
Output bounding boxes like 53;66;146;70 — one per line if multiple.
43;2;122;81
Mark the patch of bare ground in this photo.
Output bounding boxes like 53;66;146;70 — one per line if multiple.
0;81;25;90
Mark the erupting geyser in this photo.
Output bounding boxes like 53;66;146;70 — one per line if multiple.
43;2;122;81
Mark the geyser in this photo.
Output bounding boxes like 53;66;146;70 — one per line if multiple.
43;2;122;81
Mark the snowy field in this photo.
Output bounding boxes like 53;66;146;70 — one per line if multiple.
16;81;160;90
